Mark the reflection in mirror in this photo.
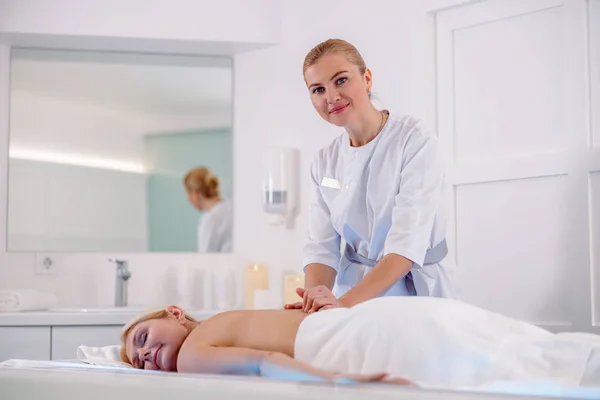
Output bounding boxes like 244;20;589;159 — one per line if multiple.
7;49;233;253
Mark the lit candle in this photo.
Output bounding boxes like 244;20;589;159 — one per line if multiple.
283;274;304;305
244;264;269;309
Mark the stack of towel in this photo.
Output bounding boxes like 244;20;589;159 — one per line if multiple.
0;289;58;312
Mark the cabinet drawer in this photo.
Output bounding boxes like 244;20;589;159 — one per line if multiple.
51;326;122;360
0;327;51;361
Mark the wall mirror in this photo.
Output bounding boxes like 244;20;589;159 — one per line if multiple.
6;48;233;253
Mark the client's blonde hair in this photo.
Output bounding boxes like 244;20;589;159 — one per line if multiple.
120;308;199;365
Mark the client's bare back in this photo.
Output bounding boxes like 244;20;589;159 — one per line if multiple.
184;309;308;357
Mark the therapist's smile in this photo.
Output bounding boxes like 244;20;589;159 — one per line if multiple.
329;104;349;114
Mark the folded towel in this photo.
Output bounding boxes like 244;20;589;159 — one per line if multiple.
76;345;133;368
0;289;58;312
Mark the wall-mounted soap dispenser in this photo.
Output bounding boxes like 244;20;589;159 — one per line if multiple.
262;147;299;228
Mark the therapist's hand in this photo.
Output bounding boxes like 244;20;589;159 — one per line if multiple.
297;286;346;313
283;301;302;310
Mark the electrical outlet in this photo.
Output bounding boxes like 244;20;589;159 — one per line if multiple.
35;254;57;275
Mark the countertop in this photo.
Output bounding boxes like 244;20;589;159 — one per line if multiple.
0;308;222;327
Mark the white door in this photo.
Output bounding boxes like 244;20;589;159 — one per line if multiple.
434;0;600;333
589;0;600;333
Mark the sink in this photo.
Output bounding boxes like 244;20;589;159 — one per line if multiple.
49;306;147;313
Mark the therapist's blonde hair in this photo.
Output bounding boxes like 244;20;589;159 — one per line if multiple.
303;38;367;75
119;308;199;365
184;167;221;199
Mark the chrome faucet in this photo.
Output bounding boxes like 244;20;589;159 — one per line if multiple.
108;258;131;307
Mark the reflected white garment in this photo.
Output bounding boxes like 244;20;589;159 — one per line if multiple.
303;112;458;298
197;199;233;253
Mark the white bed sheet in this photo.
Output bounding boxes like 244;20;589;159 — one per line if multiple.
1;359;600;400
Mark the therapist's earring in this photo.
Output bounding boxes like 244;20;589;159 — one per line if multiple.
367;91;371;96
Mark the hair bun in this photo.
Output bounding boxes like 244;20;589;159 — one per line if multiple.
184;167;221;199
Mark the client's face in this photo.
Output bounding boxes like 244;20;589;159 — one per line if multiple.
125;313;189;371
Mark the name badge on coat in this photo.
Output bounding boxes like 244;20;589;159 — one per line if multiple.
321;177;341;190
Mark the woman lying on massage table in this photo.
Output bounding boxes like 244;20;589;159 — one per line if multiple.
120;296;600;389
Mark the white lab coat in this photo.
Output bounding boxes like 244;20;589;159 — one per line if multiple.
197;199;233;253
303;112;458;298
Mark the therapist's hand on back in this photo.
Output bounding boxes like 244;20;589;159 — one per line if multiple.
284;286;346;313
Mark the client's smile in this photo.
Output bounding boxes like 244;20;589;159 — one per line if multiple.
154;345;162;369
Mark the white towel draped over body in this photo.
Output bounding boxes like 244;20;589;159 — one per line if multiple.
293;297;598;389
0;289;57;312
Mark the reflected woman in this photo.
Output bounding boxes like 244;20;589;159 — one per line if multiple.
183;167;232;253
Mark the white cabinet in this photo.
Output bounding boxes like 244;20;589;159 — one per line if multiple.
51;326;122;360
0;327;51;362
0;325;124;362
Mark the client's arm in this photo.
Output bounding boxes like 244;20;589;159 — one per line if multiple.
177;345;409;384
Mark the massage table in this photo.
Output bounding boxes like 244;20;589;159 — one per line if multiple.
1;359;599;400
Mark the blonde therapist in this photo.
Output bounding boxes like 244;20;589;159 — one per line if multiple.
285;39;459;314
184;167;233;253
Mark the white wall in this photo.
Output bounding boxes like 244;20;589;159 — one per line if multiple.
588;0;600;326
0;0;281;55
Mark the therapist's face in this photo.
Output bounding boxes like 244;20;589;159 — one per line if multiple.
187;190;205;211
125;306;190;371
304;52;372;127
